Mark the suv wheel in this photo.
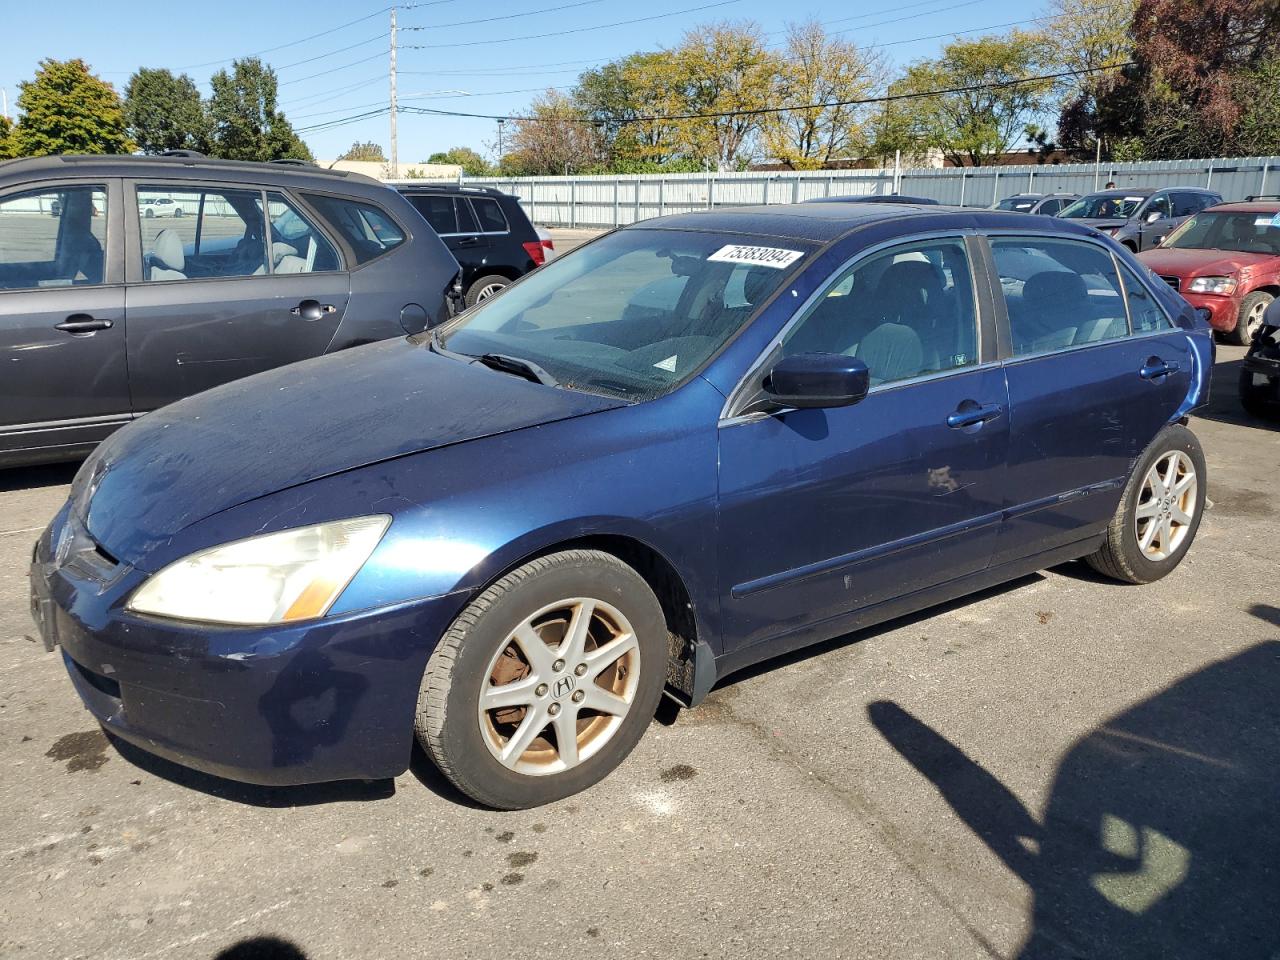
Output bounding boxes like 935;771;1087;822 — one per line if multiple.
1239;368;1278;419
466;275;509;307
1229;291;1273;346
415;550;668;809
1086;424;1206;584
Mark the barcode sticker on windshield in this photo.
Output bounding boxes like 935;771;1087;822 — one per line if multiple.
707;244;803;269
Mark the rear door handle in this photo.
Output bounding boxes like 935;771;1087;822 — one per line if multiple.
1139;358;1180;381
54;315;113;334
290;300;337;321
456;236;481;248
947;402;1003;429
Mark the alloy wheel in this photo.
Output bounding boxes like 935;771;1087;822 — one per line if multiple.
477;597;640;776
1244;298;1269;342
476;282;505;301
1135;450;1198;562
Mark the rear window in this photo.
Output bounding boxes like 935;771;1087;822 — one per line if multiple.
472;196;509;233
303;195;405;265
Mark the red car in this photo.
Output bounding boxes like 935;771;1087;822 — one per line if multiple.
1137;198;1280;345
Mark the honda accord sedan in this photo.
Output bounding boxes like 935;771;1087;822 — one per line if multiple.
31;203;1213;809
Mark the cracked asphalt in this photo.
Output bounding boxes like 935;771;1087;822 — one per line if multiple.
1;343;1276;960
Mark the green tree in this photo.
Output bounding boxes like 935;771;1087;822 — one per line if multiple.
8;59;133;157
0;115;14;160
207;58;312;162
1042;0;1137;156
576;51;684;167
124;68;209;154
426;146;490;176
338;140;385;161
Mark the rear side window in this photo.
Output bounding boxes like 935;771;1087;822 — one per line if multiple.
266;193;341;273
991;238;1127;356
408;194;457;234
304;195;405;265
0;185;107;290
1118;262;1173;333
472;196;509;233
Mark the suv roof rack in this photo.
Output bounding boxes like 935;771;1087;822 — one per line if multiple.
396;182;505;196
270;158;318;167
159;149;206;158
1244;194;1280;202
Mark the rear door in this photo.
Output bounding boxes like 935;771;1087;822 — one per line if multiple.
0;179;131;457
124;182;350;411
985;234;1193;564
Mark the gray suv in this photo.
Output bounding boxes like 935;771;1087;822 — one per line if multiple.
0;154;461;467
1056;186;1222;252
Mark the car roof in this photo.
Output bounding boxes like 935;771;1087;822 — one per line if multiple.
396;183;511;199
626;203;1101;244
1206;199;1280;214
0;154;385;189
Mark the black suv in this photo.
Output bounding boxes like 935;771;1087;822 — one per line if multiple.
398;184;549;306
0;154;460;468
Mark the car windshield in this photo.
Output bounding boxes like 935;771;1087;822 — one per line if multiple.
1058;194;1146;219
996;198;1037;212
434;228;811;401
1160;211;1280;255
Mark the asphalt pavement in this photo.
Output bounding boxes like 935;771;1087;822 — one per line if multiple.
1;338;1276;960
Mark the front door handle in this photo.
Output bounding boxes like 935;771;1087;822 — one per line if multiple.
290;300;337;322
456;236;481;248
947;402;1003;429
1139;358;1180;381
54;315;113;334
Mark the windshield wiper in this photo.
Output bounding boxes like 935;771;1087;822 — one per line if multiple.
474;353;560;388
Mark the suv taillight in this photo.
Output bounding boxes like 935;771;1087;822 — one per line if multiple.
522;240;546;266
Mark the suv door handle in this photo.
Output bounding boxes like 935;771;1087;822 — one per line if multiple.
54;315;113;334
456;236;480;248
1139;358;1180;381
947;402;1003;429
290;300;337;321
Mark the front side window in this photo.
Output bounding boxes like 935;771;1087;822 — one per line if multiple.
991;238;1127;356
1171;193;1202;218
304;195;405;265
138;187;267;281
266;193;341;273
1143;193;1172;220
471;196;509;233
0;185;107;291
781;238;978;386
1119;262;1173;333
1059;194;1147;220
437;228;811;400
1161;211;1280;254
996;197;1036;212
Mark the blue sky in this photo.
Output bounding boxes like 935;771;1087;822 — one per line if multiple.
2;0;1037;162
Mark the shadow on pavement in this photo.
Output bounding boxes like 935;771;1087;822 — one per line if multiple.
870;632;1280;958
214;936;308;959
1196;357;1280;432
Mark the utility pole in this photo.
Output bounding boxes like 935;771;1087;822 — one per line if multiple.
497;119;505;166
389;7;398;179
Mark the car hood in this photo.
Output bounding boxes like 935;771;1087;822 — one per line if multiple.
78;337;624;563
1137;246;1277;277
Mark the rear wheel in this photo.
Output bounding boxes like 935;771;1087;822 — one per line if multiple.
1228;291;1273;346
465;274;510;308
415;550;667;809
1086;424;1206;584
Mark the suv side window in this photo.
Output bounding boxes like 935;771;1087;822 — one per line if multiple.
1118;261;1173;333
456;197;480;234
472;196;509;234
781;238;978;386
303;195;405;265
1171;192;1204;218
408;194;457;235
266;192;341;273
1144;193;1173;220
991;238;1127;355
0;185;107;290
138;186;267;281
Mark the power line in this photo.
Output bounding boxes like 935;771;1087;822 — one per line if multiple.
278;52;386;87
178;8;393;69
274;33;388;72
295;105;392;134
402;0;743;50
402;0;610;31
281;75;386;109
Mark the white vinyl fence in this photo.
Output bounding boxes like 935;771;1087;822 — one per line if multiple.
393;155;1280;229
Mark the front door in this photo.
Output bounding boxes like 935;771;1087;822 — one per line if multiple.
0;181;131;457
717;236;1009;655
124;183;350;411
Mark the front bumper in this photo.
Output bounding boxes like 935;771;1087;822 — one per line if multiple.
1175;291;1240;332
30;508;468;786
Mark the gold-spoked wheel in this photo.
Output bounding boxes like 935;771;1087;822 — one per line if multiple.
1134;450;1198;562
477;598;640;776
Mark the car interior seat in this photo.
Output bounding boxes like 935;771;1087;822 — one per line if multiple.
55;193;104;284
858;323;924;384
148;229;187;281
1017;271;1089;352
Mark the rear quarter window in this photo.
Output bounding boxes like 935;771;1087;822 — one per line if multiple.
472;197;509;233
303;194;405;265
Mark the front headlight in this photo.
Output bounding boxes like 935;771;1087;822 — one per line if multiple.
127;516;390;625
1186;276;1237;295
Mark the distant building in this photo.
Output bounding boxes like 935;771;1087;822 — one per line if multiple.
319;159;464;181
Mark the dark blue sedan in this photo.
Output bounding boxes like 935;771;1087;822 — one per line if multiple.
30;203;1214;809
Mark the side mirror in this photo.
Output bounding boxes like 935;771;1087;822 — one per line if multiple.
765;353;870;409
1146;210;1164;223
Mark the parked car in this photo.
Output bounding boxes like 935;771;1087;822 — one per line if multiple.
1137;197;1280;345
535;224;556;262
993;193;1079;216
805;194;939;205
0;153;460;468
1240;297;1280;417
398;184;548;306
31;203;1212;809
1057;186;1222;252
138;196;186;218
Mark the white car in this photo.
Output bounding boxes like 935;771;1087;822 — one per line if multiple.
140;197;186;218
535;224;556;262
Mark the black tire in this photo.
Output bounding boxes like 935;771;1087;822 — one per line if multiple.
1228;290;1273;346
1086;424;1206;584
172;208;184;218
464;274;509;308
1239;368;1278;420
144;209;154;218
415;550;668;809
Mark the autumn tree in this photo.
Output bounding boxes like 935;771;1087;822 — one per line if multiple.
576;52;684;167
762;20;885;169
8;59;133;157
501;90;604;175
207;58;312;162
338;140;386;162
125;68;209;154
1044;0;1137;156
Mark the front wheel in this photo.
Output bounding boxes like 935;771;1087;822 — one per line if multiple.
415;550;668;809
1086;424;1206;584
1228;291;1273;346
